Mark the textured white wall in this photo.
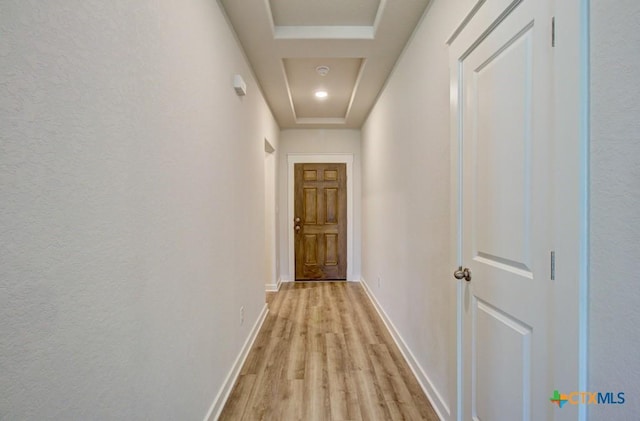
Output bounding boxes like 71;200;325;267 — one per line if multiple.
361;0;475;419
277;129;362;281
0;1;278;419
589;0;640;418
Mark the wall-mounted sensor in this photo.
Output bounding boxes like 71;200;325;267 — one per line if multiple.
233;74;246;96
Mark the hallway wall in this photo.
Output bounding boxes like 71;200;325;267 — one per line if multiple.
589;0;640;417
0;1;278;419
277;129;362;281
361;0;475;419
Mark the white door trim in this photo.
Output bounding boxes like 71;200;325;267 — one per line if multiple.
264;139;278;292
552;1;590;420
286;153;355;282
448;0;589;419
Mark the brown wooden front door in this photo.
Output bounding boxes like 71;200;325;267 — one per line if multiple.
294;163;347;280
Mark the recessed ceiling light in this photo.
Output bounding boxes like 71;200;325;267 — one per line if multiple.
315;65;330;76
315;90;328;99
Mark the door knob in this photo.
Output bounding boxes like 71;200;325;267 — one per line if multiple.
295;217;301;223
295;225;301;231
454;267;472;282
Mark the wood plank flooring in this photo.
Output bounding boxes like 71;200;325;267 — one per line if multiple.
219;282;439;421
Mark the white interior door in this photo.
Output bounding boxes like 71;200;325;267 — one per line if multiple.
450;0;553;419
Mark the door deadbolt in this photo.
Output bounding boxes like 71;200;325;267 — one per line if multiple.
454;267;472;282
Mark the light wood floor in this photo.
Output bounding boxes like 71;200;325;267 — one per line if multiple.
219;282;439;421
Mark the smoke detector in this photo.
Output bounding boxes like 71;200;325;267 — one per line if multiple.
315;65;330;76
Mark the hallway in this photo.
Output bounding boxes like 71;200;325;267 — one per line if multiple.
219;282;438;420
2;0;639;419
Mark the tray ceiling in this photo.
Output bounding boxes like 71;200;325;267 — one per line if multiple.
219;0;431;128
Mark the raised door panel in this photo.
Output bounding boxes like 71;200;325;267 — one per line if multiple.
304;188;318;224
473;24;533;277
325;188;338;224
473;299;532;421
325;234;338;265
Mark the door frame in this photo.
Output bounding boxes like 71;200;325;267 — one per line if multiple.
264;138;279;292
287;153;355;282
448;0;589;420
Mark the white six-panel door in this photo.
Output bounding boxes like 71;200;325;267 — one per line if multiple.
450;0;553;419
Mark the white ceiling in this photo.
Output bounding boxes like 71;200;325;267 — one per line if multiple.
219;0;431;129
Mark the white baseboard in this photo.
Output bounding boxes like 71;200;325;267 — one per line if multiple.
360;278;450;421
265;277;282;292
203;303;269;421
